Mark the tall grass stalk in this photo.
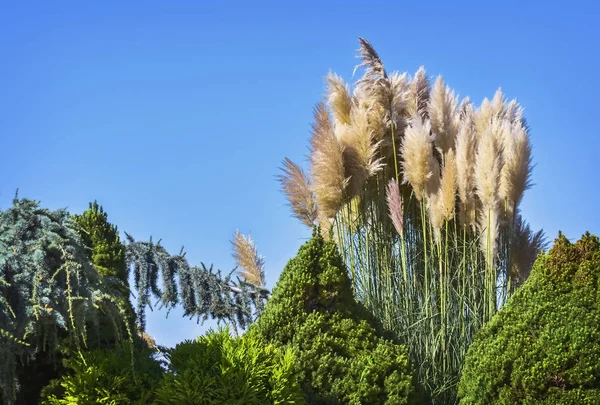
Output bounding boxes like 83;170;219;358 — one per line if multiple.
278;38;546;405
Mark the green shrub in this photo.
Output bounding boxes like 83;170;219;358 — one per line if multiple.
72;201;128;286
0;197;131;404
458;232;600;405
250;231;421;404
41;341;164;405
153;327;304;405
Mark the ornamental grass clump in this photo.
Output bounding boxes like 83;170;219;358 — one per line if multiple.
458;232;600;405
278;38;546;404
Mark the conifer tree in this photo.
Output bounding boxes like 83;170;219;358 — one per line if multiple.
0;196;128;404
0;195;269;404
72;201;135;348
72;201;127;285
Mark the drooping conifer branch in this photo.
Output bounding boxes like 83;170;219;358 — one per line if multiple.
124;233;269;333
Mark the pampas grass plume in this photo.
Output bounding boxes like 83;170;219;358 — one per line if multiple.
440;149;457;222
277;157;318;228
309;103;348;219
407;66;430;119
499;117;532;219
475;118;503;260
429;76;459;154
326;72;352;126
232;231;265;287
401;116;437;201
386;179;404;237
456;102;478;227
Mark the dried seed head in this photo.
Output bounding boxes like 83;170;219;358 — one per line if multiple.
386;179;404;237
326;72;352;126
456;103;478;228
509;213;547;288
429;76;459;154
499;117;532;220
401;116;438;201
277;157;318;228
232;230;265;287
475;118;504;262
356;37;387;80
335;105;384;195
440;149;457;222
309;103;348;219
407;66;430;120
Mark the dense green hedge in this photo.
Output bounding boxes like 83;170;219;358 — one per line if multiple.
42;341;164;405
154;327;304;405
458;232;600;405
250;231;422;404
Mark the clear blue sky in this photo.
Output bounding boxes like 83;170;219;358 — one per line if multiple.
1;1;599;347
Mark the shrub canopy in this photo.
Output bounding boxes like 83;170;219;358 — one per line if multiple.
458;232;600;404
154;327;304;405
41;341;164;405
250;230;421;404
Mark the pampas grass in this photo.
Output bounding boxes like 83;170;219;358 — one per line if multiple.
278;38;545;405
278;157;317;227
439;149;457;223
407;66;430;119
386;179;404;238
356;37;387;79
309;102;348;221
232;231;265;287
475;118;503;263
456;103;478;228
401;117;437;200
430;76;459;154
499;119;532;219
336;103;384;195
327;72;352;126
509;213;547;288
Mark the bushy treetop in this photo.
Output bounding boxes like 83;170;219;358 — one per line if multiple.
458;232;600;405
72;200;128;285
0;197;126;403
154;327;304;405
251;230;421;404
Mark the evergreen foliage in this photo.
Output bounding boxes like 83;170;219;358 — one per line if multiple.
0;196;130;404
458;232;600;404
72;201;135;349
250;230;421;404
0;195;268;404
41;341;164;405
72;201;128;285
153;327;304;405
124;234;269;332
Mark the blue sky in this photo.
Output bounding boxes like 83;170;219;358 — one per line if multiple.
1;1;599;347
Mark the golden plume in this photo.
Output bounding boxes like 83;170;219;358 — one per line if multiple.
277;157;318;227
429;76;459;154
232;231;265;287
